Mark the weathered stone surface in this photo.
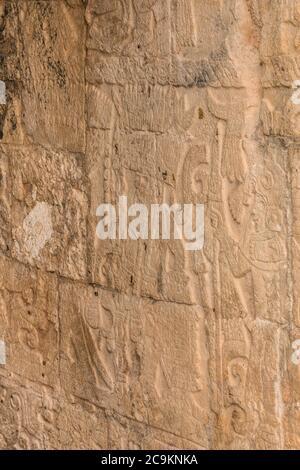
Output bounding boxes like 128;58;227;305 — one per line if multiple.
0;0;300;450
7;145;88;280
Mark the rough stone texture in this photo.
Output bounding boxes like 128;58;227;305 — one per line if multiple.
0;0;300;450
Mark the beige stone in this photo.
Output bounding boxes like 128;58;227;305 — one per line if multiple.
0;0;300;450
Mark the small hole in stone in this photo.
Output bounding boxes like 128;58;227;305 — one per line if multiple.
198;108;204;120
94;291;98;297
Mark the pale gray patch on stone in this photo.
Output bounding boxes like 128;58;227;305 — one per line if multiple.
23;202;53;259
0;81;6;105
0;340;6;365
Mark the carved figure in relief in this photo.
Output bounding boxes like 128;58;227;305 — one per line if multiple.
87;0;132;53
0;383;42;449
208;109;286;322
212;191;286;322
130;0;170;56
210;206;283;447
173;0;197;52
206;102;287;447
66;297;116;396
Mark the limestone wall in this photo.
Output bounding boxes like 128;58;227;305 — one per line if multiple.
0;0;299;450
